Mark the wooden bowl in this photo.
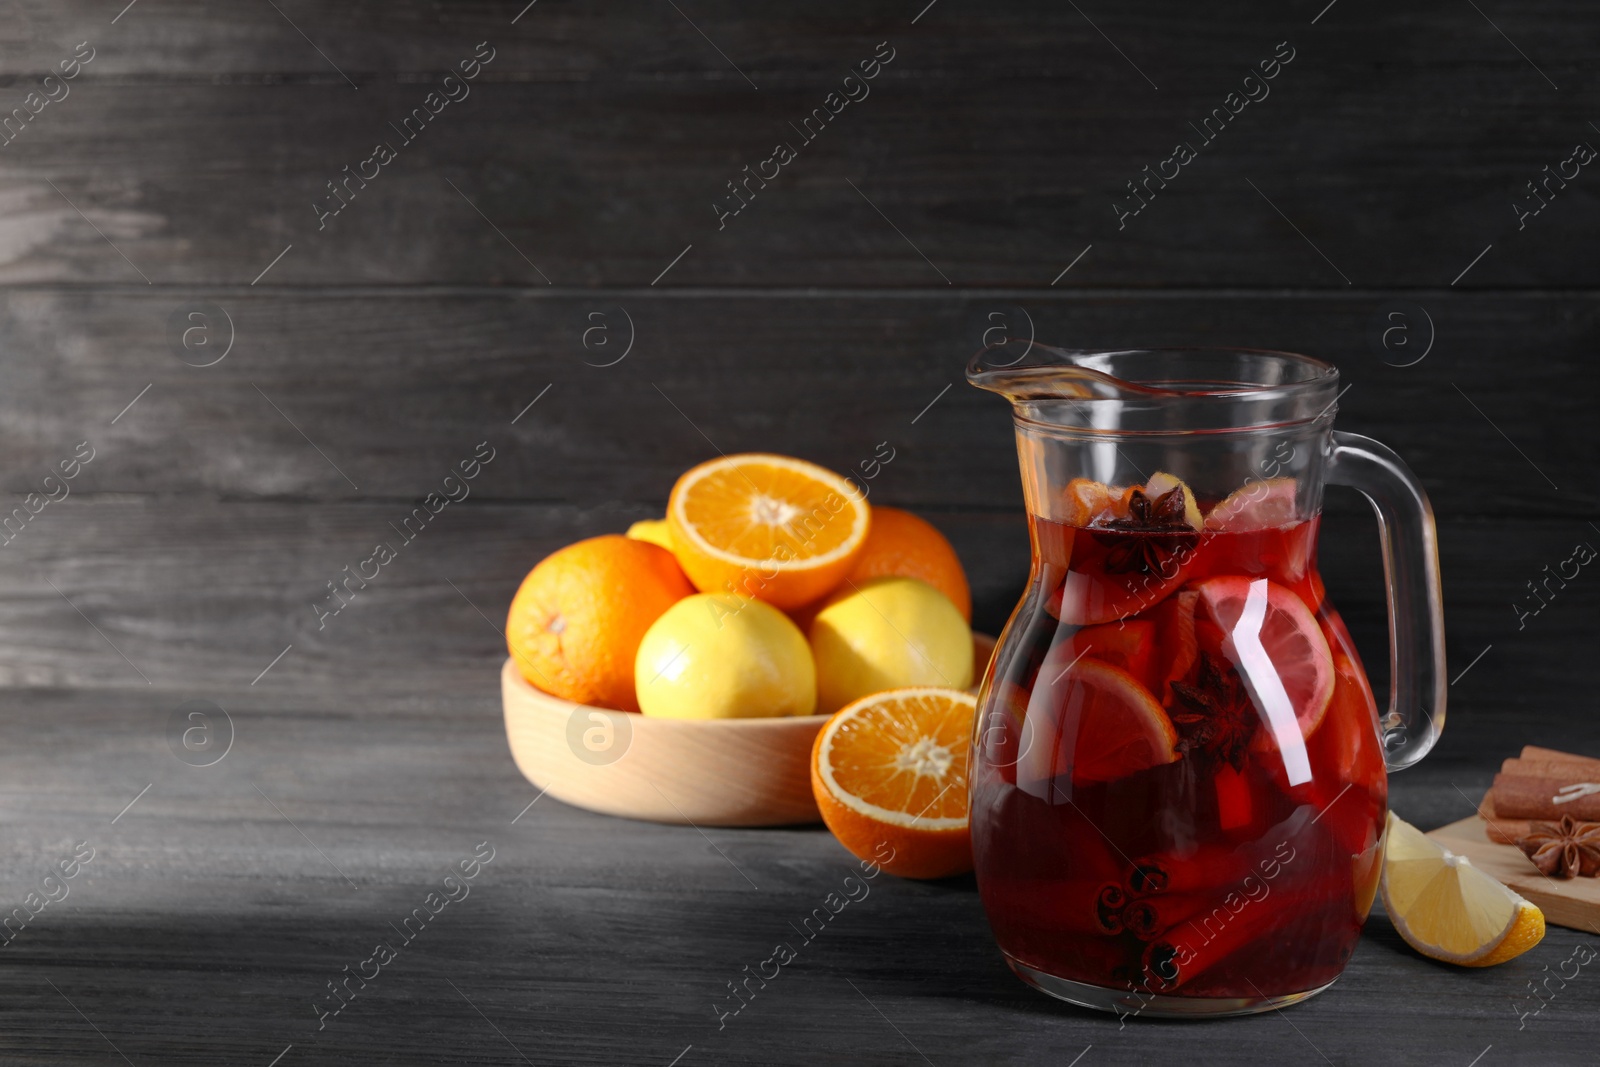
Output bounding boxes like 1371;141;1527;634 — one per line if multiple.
501;632;996;827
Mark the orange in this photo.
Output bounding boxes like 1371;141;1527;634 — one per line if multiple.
842;506;971;622
1018;659;1177;785
667;453;870;610
506;535;693;712
810;687;976;880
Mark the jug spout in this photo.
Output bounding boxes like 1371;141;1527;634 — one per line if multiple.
967;342;1164;404
966;341;1340;434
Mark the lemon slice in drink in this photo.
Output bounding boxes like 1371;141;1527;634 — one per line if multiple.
1380;812;1545;967
1143;471;1203;530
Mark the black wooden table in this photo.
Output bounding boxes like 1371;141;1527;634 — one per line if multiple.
1;2;1596;1063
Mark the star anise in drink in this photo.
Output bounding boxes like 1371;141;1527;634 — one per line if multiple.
1515;815;1600;878
1093;487;1199;576
1169;653;1258;771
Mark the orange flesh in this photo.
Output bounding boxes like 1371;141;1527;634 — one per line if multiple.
1196;576;1335;739
1022;660;1177;785
826;692;972;820
680;461;859;560
1070;677;1175;781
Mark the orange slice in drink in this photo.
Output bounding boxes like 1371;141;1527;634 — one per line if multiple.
1194;575;1336;743
1043;620;1158;693
667;453;870;610
1205;477;1299;531
1020;659;1178;786
811;687;976;879
1311;640;1382;779
1046;542;1192;626
1151;589;1199;704
1061;478;1132;526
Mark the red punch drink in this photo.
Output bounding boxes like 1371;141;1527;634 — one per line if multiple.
967;343;1447;1017
971;478;1388;1010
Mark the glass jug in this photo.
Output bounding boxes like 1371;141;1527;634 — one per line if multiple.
967;343;1446;1018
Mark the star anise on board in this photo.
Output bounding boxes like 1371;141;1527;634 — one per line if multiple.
1169;653;1258;772
1515;815;1600;878
1094;487;1199;576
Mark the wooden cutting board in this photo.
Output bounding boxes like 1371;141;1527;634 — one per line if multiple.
1428;815;1600;934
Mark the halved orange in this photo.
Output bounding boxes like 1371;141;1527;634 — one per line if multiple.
811;687;976;879
667;453;871;610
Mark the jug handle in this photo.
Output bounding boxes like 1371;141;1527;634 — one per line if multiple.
1326;431;1447;770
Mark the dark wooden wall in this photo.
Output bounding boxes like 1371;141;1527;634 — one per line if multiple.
3;0;1592;745
1;2;1597;1063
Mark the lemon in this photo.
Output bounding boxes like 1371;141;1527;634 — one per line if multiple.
810;577;973;714
1380;811;1545;966
1143;471;1203;530
626;518;674;551
635;594;816;719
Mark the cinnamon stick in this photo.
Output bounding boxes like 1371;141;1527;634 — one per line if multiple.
1123;893;1211;941
1520;745;1600;769
1475;791;1537;844
1490;772;1600;821
1120;844;1305;902
1140;895;1278;992
1096;883;1129;934
1500;758;1600;779
1125;843;1264;897
1478;747;1600;841
1484;823;1536;845
1142;889;1337;993
1477;789;1495;822
1002;878;1133;936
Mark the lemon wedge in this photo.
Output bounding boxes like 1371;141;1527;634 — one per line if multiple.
1380;811;1545;967
1143;471;1203;530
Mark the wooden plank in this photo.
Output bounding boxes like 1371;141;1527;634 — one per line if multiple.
0;499;1023;694
0;494;1582;757
2;689;1595;1065
1;0;1594;85
0;289;1594;518
1430;814;1600;934
0;5;1593;286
